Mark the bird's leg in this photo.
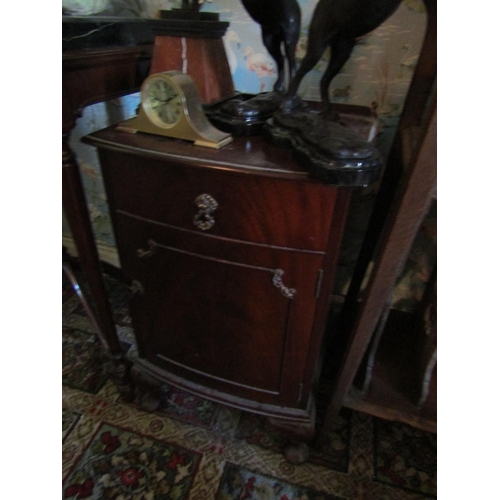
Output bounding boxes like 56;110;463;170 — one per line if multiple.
262;31;285;93
281;43;326;113
181;0;201;11
283;35;299;91
319;39;355;120
283;7;301;92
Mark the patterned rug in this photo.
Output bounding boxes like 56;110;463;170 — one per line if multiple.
62;264;437;499
63;422;201;499
122;382;223;430
63;327;110;394
374;419;437;497
235;409;351;473
215;463;344;500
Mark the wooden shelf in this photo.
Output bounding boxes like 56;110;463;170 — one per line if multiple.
345;384;436;433
345;309;436;433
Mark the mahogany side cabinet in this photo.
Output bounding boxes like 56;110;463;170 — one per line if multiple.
84;128;354;426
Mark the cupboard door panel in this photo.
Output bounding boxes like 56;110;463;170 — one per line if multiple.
114;214;323;405
134;245;291;394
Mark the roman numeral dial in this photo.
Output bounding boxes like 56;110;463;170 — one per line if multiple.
144;77;183;127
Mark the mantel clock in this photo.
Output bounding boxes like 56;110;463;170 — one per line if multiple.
117;71;233;149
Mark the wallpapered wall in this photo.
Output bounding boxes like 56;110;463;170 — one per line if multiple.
63;0;431;308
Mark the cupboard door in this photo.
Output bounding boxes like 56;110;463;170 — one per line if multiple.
115;214;323;407
135;244;292;394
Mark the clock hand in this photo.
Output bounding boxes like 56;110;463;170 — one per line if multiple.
163;94;178;104
151;94;178;104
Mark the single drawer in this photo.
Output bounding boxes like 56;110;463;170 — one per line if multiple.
99;149;338;251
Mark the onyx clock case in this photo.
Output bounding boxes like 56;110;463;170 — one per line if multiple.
83;127;355;425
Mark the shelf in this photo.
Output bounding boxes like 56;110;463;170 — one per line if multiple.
345;309;436;433
345;377;436;433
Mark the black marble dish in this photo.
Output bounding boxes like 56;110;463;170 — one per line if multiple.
264;110;383;187
204;92;285;136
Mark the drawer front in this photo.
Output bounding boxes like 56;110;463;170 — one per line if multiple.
100;149;337;251
114;213;324;407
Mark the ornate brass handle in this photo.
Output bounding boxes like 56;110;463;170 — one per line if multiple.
137;240;157;258
129;280;144;296
272;269;296;299
193;194;218;231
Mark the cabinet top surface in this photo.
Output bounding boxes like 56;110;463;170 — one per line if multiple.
83;126;318;182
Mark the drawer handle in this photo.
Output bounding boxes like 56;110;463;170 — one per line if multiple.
137;239;157;258
129;280;144;296
193;194;218;231
272;269;296;299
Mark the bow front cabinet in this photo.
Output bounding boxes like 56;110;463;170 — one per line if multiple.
84;128;354;425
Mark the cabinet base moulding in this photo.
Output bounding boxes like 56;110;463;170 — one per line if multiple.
131;358;315;425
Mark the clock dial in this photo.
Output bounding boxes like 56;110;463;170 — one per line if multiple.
144;77;183;127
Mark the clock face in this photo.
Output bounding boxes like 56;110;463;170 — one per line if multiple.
143;77;184;128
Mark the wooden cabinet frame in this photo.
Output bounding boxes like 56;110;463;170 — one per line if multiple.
316;0;437;440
